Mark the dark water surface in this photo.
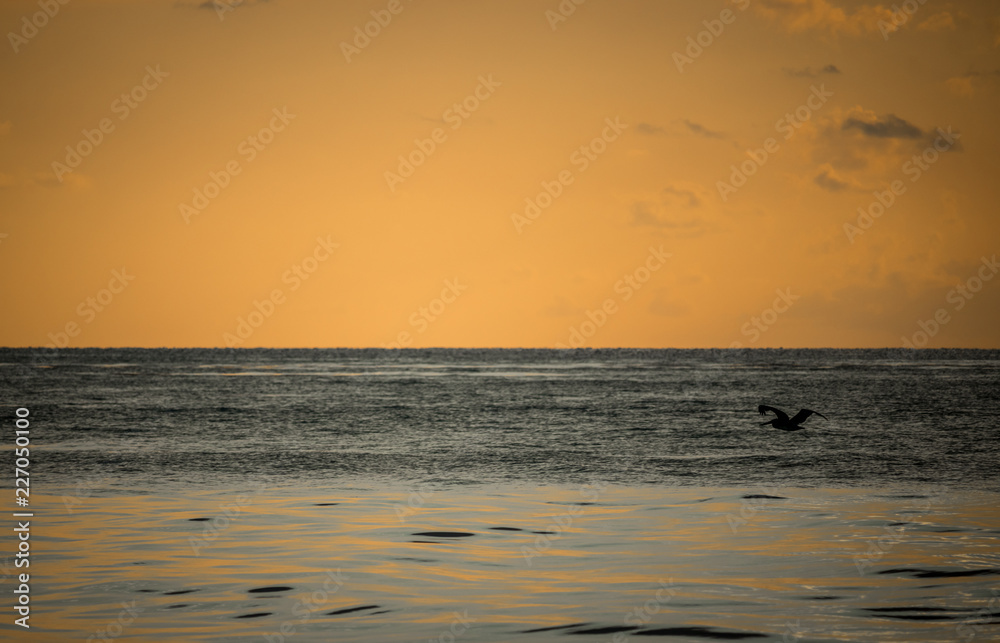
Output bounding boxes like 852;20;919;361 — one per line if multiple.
2;348;998;491
1;348;998;642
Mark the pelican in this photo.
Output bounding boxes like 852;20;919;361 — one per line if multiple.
757;405;826;431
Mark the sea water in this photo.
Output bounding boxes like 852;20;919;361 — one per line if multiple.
1;348;998;641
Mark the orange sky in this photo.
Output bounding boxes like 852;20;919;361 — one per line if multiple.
1;0;998;348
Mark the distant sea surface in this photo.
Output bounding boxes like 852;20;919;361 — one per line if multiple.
2;348;999;642
3;348;999;491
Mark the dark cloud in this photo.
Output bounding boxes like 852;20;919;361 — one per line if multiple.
662;186;701;208
631;201;660;225
754;0;896;38
842;114;924;139
682;119;723;139
814;170;848;192
785;64;841;78
630;201;705;236
190;0;269;10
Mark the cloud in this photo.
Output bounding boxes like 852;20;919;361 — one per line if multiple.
637;120;723;139
631;201;660;226
662;185;702;208
813;167;849;192
754;0;898;38
176;0;269;10
635;122;665;136
811;162;868;192
630;192;707;236
785;64;841;78
803;107;964;193
838;109;962;152
682;119;723;139
916;12;956;32
945;70;1000;98
841;113;923;139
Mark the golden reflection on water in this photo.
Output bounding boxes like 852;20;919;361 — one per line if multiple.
13;485;1000;642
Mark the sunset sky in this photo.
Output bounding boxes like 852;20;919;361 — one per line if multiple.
1;0;998;348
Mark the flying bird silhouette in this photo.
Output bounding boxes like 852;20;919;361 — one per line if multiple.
757;405;827;431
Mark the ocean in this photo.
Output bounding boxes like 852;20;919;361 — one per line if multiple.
2;348;998;642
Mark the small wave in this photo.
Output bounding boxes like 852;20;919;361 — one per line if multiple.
519;623;590;633
326;604;380;616
633;626;768;639
877;568;1000;578
861;606;984;621
411;531;475;538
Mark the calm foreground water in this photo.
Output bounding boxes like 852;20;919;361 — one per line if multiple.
1;348;999;642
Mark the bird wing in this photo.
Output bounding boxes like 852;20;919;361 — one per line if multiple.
758;405;788;421
790;409;826;424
